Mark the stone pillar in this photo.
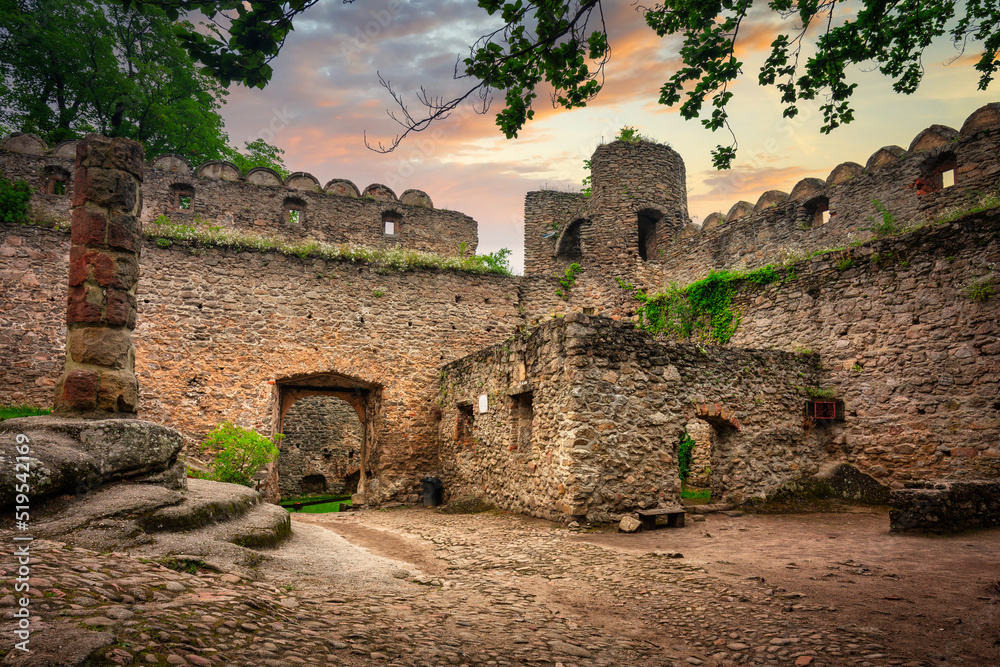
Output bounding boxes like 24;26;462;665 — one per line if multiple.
53;135;144;417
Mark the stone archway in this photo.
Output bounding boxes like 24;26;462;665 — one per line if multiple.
691;402;741;502
265;372;381;501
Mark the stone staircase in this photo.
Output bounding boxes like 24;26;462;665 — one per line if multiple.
34;478;291;576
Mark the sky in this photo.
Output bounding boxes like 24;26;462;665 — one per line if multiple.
216;1;998;274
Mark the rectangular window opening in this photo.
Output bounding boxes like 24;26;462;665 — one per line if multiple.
512;392;534;453
813;401;837;420
941;169;955;188
384;220;396;235
457;404;474;447
51;180;66;196
178;194;192;210
288;208;301;224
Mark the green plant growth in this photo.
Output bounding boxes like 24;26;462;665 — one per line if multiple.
633;265;784;344
805;387;836;400
555;262;582;300
0;404;50;421
198;423;281;486
581;158;592;197
0;177;32;224
866;199;900;236
681;487;711;500
836;257;854;271
143;216;514;276
677;430;696;485
964;275;995;302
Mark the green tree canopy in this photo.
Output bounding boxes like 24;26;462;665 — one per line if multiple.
117;0;998;167
225;138;289;178
0;0;232;163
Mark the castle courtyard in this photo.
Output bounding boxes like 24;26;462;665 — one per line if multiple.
3;504;998;667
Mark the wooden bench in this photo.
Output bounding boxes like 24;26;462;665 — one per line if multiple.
637;506;686;530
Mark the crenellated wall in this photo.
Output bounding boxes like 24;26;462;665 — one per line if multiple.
0;134;477;256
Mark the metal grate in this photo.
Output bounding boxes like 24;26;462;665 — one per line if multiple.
813;401;837;420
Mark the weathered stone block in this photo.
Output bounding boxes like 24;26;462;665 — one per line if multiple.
54;369;99;412
69;327;131;368
70;205;108;246
106;212;141;253
619;515;641;532
76;134;145;179
96;369;139;413
73;167;139;211
66;285;104;324
104;287;136;328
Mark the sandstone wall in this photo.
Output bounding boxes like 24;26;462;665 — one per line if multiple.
0;223;521;503
438;316;821;522
1;134;478;257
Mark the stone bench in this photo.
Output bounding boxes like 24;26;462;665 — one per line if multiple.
637;506;686;530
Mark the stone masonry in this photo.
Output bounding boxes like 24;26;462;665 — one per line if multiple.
54;135;145;417
2;103;999;522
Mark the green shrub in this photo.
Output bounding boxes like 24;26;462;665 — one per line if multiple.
0;176;32;224
199;423;281;486
867;199;899;236
964;275;995;302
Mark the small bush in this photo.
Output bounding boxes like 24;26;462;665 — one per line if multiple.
199;423;281;486
964;275;995;302
866;199;899;236
0;176;32;224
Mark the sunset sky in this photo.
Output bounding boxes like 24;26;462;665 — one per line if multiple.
217;1;998;273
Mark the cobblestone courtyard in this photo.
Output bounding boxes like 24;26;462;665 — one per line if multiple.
3;506;999;666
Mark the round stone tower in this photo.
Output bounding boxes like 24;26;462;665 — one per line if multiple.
587;139;689;264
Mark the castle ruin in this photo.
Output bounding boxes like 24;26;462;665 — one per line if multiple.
2;102;999;531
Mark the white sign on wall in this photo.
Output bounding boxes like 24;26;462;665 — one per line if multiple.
478;394;488;414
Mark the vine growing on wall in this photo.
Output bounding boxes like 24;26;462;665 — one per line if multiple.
628;265;786;344
555;262;582;300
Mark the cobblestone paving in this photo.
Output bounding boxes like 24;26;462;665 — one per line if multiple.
0;508;929;667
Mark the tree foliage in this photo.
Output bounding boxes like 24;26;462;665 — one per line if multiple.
115;0;998;167
0;0;232;163
225;138;289;178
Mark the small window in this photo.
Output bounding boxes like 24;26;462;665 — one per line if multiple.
805;197;830;228
941;169;955;188
383;213;400;236
284;197;306;225
170;185;194;211
457;404;474;447
805;399;845;421
45;168;70;196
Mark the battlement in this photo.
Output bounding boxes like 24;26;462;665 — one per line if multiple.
523;102;1000;293
0;133;477;256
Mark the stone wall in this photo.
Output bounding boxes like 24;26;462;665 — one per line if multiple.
890;480;1000;533
727;208;1000;488
1;133;478;257
278;396;363;497
521;103;1000;326
0;222;521;504
438;316;822;522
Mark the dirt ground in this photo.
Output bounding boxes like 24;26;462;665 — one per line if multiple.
300;504;1000;666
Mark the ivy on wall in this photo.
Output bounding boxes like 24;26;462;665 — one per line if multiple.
629;265;786;344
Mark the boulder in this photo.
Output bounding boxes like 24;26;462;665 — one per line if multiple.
618;515;642;533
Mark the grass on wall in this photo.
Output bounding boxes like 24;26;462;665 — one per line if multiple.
148;216;514;276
